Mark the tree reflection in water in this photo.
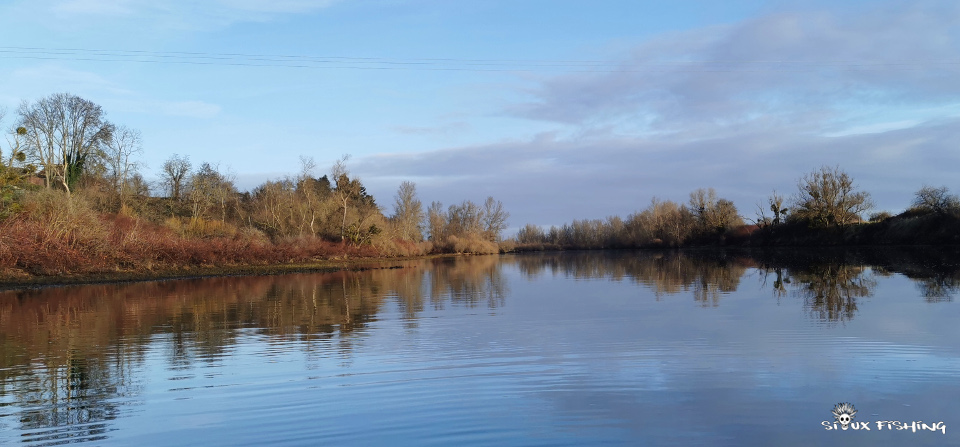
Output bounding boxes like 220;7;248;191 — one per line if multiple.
916;275;960;303
0;257;506;445
513;251;748;306
515;249;959;320
753;247;960;321
1;249;958;443
790;264;876;322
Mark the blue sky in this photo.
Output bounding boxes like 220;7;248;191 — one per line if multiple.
1;0;958;230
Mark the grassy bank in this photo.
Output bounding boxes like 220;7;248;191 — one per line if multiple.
0;190;471;288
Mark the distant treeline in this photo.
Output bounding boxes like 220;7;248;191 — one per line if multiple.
0;93;509;277
515;166;960;250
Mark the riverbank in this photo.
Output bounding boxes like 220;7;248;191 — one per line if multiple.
512;211;960;251
0;254;454;290
5;211;959;290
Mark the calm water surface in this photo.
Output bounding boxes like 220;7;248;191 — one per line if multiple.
1;249;959;446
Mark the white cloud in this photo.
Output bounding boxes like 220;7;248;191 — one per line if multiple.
823;120;920;138
508;1;960;140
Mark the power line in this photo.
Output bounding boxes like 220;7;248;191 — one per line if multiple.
0;46;957;73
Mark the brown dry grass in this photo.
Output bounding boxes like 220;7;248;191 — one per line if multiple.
0;191;431;279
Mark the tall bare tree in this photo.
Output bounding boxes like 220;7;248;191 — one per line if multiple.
427;201;446;242
294;156;330;236
103;125;143;206
188;162;236;221
481;196;509;241
161;154;191;200
332;155;355;242
17;93;114;194
391;181;425;241
330;155;378;243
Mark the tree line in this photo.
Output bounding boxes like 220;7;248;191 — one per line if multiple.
0;93;510;276
516;166;960;249
1;93;957;276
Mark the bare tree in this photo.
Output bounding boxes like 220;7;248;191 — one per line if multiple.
127;172;150;198
329;155;378;243
17;93;114;194
689;188;716;222
251;179;297;236
689;188;742;232
792;166;872;227
161;154;191;200
912;185;959;215
446;200;483;237
332;155;354;242
295;155;324;236
754;202;771;228
768;190;788;225
644;198;695;246
188;162;236;221
481;196;509;241
392;181;425;241
517;224;546;244
103;125;143;206
427;201;446;241
298;155;317;180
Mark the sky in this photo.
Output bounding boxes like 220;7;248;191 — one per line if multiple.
1;0;958;232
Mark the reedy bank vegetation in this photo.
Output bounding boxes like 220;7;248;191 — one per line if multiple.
0;94;509;277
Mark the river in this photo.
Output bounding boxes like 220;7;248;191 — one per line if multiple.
1;249;957;445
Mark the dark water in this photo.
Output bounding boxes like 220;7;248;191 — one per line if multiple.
1;249;958;446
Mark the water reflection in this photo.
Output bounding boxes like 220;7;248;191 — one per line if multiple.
1;249;958;445
791;265;875;322
514;249;960;321
0;257;506;445
751;248;960;321
513;251;748;306
916;275;960;302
